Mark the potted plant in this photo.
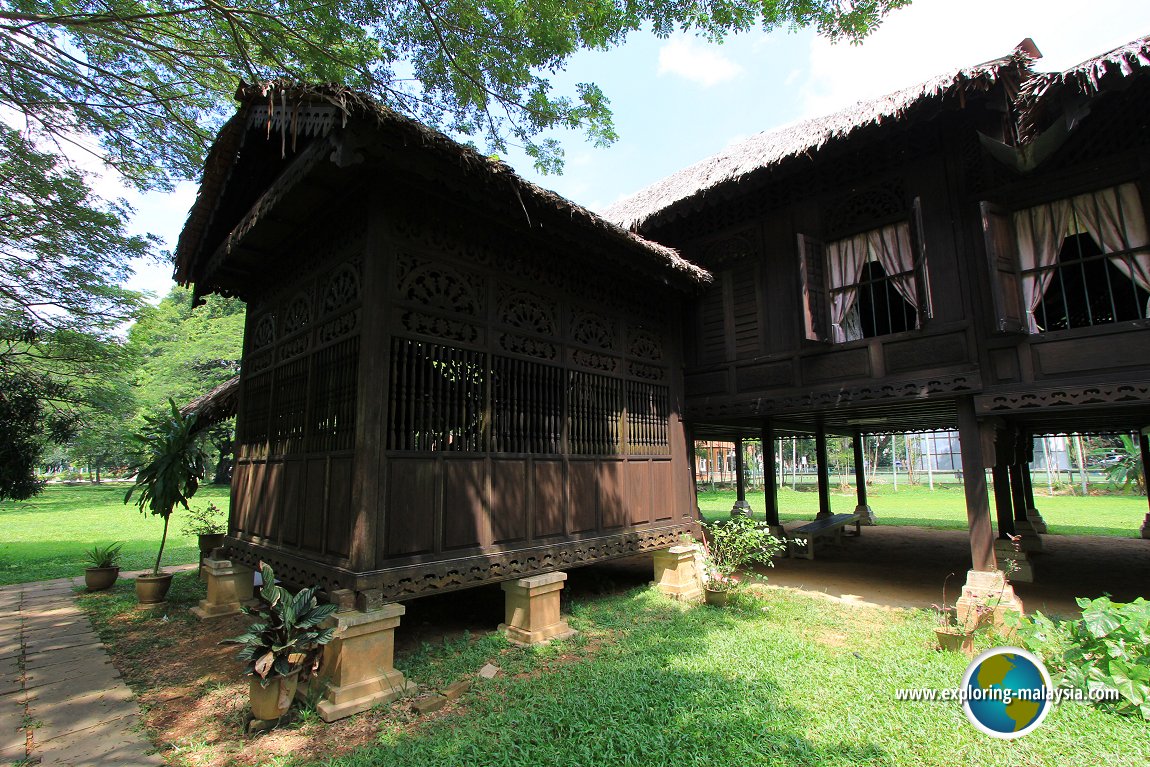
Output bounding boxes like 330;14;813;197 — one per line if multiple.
222;563;337;722
932;567;1015;656
124;399;207;604
697;516;785;606
83;542;124;591
183;502;227;577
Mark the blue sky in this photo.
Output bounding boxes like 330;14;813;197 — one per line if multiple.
119;0;1150;300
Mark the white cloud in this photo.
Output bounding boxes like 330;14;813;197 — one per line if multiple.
657;35;744;87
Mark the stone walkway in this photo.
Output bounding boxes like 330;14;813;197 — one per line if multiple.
0;576;163;767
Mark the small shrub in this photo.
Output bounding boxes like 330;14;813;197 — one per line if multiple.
698;516;784;592
1009;595;1150;719
83;541;124;568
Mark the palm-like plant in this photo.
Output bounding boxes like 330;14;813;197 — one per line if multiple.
1094;435;1146;495
223;563;337;684
124;399;207;574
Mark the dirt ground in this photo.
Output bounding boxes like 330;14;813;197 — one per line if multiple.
107;525;1148;765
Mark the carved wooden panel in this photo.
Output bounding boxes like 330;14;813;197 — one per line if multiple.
884;333;969;374
1034;331;1150;377
301;459;327;552
385;459;437;557
802;348;871;383
731;263;761;359
568;462;599;533
491;460;528;544
533;460;566;538
989;348;1020;383
443;459;486;551
626;461;652;526
325;456;354;558
684;370;729;396
652;461;674;522
736;362;793;391
599;461;626;530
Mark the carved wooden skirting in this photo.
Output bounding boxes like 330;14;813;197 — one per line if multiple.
223;524;696;602
975;382;1150;414
687;371;981;419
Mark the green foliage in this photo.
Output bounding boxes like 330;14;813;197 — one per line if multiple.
124;400;207;574
181;502;227;538
1092;435;1146;495
0;2;905;185
1011;596;1150;720
82;541;124;569
698;515;783;592
222;564;337;684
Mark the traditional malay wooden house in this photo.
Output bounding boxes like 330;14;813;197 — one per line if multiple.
604;36;1150;613
175;83;707;720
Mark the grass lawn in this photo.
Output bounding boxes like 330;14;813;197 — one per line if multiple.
698;485;1148;538
77;574;1150;767
0;483;231;586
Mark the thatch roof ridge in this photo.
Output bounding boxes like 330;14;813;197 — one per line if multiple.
603;45;1035;232
1018;34;1150;138
175;82;710;291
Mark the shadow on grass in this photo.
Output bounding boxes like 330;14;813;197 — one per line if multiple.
341;588;890;767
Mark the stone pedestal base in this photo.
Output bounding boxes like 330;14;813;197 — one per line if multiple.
1025;510;1048;534
652;545;703;601
1141;513;1150;540
855;504;877;526
954;569;1024;631
499;572;576;646
1010;519;1044;552
314;604;415;722
191;558;254;619
730;500;752;517
994;539;1034;582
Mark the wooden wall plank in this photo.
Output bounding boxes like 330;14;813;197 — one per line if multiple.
325;456;354;559
491;460;528;544
443;459;487;550
385;458;437;557
568;461;599;533
533;460;566;538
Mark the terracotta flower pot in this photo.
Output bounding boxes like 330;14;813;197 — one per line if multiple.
84;566;120;592
135;572;174;604
935;627;975;657
249;672;300;721
704;588;731;607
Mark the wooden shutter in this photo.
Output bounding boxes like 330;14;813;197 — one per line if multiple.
911;197;933;323
980;201;1026;334
797;234;830;342
696;278;727;364
731;263;761;358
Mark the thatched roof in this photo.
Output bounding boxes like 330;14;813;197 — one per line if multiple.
182;375;240;434
175;83;709;295
603;41;1040;232
1018;34;1150;139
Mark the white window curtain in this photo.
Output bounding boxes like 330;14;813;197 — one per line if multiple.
1071;183;1150;315
1013;201;1071;333
1013;182;1150;332
827;234;867;343
827;222;917;343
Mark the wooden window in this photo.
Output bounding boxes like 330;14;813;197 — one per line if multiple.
386;337;485;452
797;234;830;342
307;336;359;453
982;183;1150;334
567;371;623;455
625;381;670;455
491;356;563;454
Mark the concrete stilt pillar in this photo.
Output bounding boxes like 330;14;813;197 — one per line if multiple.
1020;463;1049;534
499;572;576;646
853;430;876;526
815;426;832;520
191;555;254;619
653;546;703;601
1009;463;1043;552
954;568;1025;632
315;603;415;722
730;438;752;517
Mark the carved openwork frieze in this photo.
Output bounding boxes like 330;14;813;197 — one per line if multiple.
498;288;556;335
251;314;276;350
400;310;479;343
570;311;616;350
499;332;558;360
687;372;981;419
975;383;1150;414
322;264;361;314
397;254;484;317
223;524;696;602
283;293;312;334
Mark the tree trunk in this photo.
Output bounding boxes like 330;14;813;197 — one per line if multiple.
154;514;169;575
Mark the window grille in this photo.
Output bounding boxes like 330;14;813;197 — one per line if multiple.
491;356;564;454
826;222;919;342
307;336;359;453
567;371;623;455
626;381;669;455
386;337;485;452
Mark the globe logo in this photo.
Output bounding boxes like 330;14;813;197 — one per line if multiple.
961;647;1053;739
